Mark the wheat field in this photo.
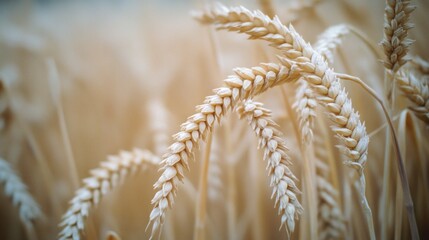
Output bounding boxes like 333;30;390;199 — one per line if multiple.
0;0;428;239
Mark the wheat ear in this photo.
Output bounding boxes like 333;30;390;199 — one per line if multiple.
148;62;293;238
381;0;415;73
196;3;369;175
295;22;387;145
0;157;42;226
195;4;373;236
58;149;160;240
237;99;303;234
396;71;429;123
293;24;350;145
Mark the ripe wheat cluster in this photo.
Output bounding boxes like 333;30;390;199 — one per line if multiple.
0;0;428;239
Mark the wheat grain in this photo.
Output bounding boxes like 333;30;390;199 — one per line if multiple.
237;99;303;234
381;0;416;73
0;157;42;226
147;62;293;238
58;149;160;240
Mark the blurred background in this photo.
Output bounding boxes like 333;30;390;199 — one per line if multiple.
0;0;428;239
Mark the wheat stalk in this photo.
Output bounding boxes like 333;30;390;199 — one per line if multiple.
0;157;42;226
147;62;293;238
237;99;303;234
381;0;415;73
58;149;160;240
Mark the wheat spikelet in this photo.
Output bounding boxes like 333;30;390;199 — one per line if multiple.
148;62;293;238
237;99;303;233
381;0;416;73
58;149;160;240
195;3;369;172
0;157;42;226
396;71;429;123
